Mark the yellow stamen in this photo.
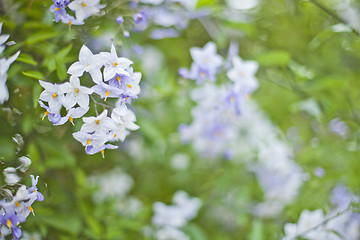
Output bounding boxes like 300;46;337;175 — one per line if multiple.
69;116;74;125
68;21;72;26
55;7;60;11
86;139;91;145
114;133;117;137
127;84;132;88
116;76;121;82
126;97;129;100
16;202;20;208
113;62;118;67
95;120;100;125
81;2;86;7
42;111;49;120
28;206;35;215
101;150;105;158
52;93;57;98
230;96;235;103
200;71;206;78
240;71;246;77
105;90;110;96
6;219;11;228
75;88;79;93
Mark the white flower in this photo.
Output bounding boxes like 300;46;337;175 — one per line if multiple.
190;41;222;69
156;227;190;240
39;80;65;112
67;45;104;84
81;109;116;134
61;76;93;109
152;202;187;228
100;44;133;81
227;56;259;94
72;131;109;147
172;191;201;221
0;51;20;104
282;209;327;240
68;0;105;22
110;104;139;141
55;106;89;125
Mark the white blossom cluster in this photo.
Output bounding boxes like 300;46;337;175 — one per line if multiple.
0;156;43;240
282;185;360;240
39;44;141;157
0;23;20;104
150;191;202;240
180;42;306;217
50;0;105;26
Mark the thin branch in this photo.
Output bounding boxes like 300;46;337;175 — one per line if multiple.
291;202;359;239
308;0;360;36
90;95;114;114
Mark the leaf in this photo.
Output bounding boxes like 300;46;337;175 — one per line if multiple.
22;71;44;80
55;43;73;60
17;53;38;66
25;31;60;45
56;60;68;80
186;223;207;240
33;83;42;108
248;220;264;240
34;213;82;235
196;0;218;8
254;50;291;66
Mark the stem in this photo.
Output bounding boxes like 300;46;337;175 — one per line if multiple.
291;202;358;239
90;95;114;114
308;0;360;35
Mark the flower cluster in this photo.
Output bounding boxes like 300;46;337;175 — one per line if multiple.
179;42;306;216
0;175;44;240
39;44;141;157
0;23;20;104
282;185;360;240
115;0;209;40
50;0;105;26
150;191;201;240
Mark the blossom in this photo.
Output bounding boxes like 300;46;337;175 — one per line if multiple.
133;12;147;24
0;51;20;104
39;80;65;112
190;42;222;69
68;0;106;22
67;45;103;84
116;16;124;24
0;212;25;239
49;0;68;22
100;44;133;81
61;76;93;109
227;56;259;94
156;227;189;240
80;110;116;134
92;82;123;101
110;104;139;141
39;100;61;125
55;106;89;125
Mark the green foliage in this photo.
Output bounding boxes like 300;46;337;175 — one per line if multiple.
1;0;360;239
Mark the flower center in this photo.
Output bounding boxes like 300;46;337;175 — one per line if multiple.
75;88;79;93
127;84;132;88
86;139;91;145
95;120;100;125
116;76;121;82
16;201;20;208
200;71;206;78
81;2;87;7
113;62;118;67
55;7;60;11
105;90;110;96
68;21;72;26
28;206;34;215
52;93;57;98
6;219;11;228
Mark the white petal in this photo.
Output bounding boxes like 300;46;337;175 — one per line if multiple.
68;62;85;76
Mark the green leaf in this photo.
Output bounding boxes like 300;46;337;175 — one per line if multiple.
22;71;44;80
33;84;42;108
248;220;264;240
186;223;207;240
17;53;38;66
254;50;291;66
25;31;61;45
196;0;218;8
56;60;68;81
56;43;73;60
34;213;82;235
